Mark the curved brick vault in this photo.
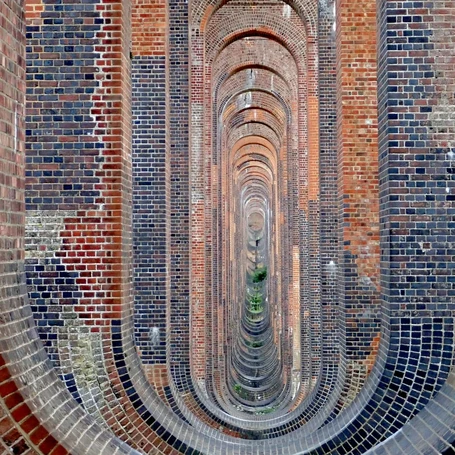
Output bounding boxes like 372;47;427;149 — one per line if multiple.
0;0;454;453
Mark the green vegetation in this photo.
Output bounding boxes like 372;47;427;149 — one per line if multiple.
251;340;263;348
249;293;262;304
252;266;267;283
248;292;263;313
255;406;276;415
233;383;247;399
245;339;263;348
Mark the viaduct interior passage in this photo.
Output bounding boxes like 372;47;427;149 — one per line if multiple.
0;0;454;454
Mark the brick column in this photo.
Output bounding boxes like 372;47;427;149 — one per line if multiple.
132;0;170;375
0;2;136;453
316;0;342;405
377;0;455;372
25;0;133;341
169;0;191;392
336;0;381;387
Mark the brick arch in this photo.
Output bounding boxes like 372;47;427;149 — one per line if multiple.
235;153;276;177
227;123;282;153
231;136;277;157
220;90;291;127
191;0;317;36
222;64;292;89
229;107;285;137
207;10;329;434
230;135;280;173
212;39;298;97
220;90;294;176
228;110;285;140
206;25;307;69
232;146;278;187
230;137;279;181
233;142;278;171
188;0;313;415
216;67;295;115
223;132;287;412
234;162;274;192
218;73;293;119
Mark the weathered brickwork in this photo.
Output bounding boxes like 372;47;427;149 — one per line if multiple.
0;2;148;454
0;0;453;454
25;0;105;365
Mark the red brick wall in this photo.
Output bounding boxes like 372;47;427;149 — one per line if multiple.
132;0;167;56
336;0;381;377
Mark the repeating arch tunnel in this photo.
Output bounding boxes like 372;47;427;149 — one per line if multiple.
0;0;455;454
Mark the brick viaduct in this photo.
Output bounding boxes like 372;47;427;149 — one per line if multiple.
0;0;455;453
